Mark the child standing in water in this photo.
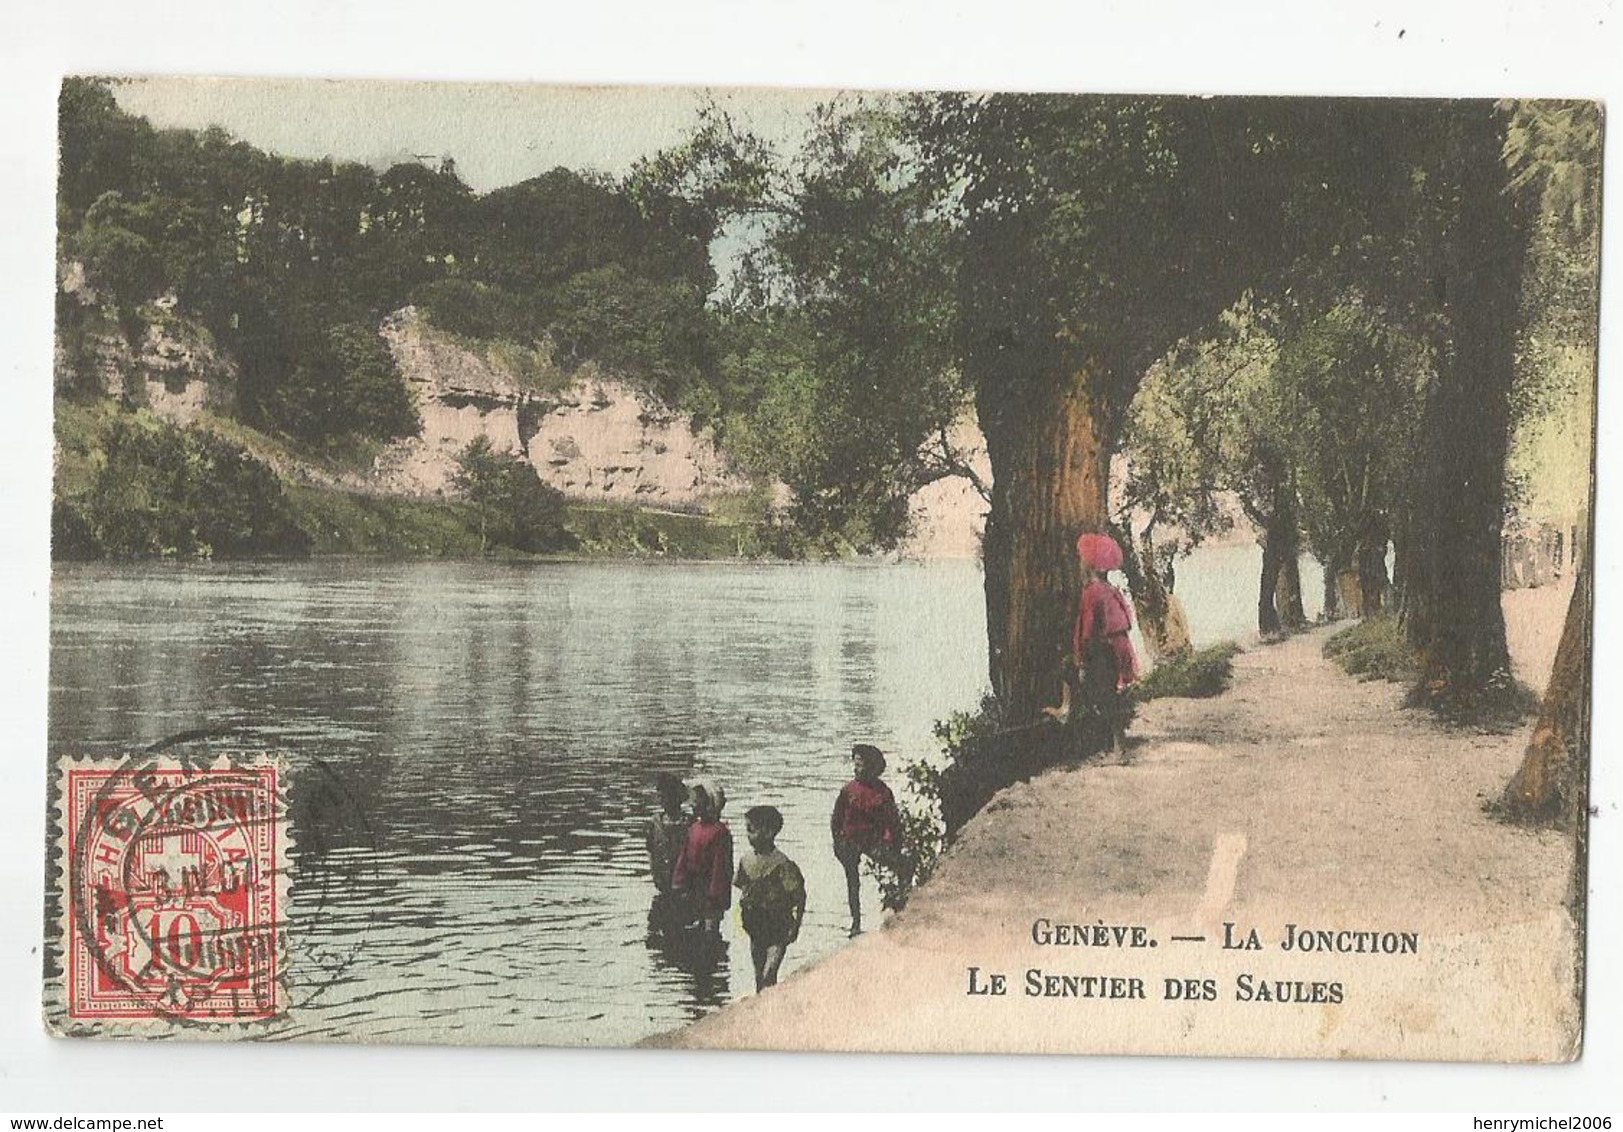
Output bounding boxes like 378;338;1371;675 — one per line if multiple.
644;772;691;941
734;805;806;991
672;780;733;936
831;743;912;936
645;772;690;894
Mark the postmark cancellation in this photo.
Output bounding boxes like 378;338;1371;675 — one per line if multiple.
48;754;290;1034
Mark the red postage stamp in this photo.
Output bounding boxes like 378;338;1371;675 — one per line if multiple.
56;756;287;1025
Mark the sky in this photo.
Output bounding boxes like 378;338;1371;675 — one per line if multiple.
111;78;835;192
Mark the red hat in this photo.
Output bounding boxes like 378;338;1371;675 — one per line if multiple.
1076;532;1124;571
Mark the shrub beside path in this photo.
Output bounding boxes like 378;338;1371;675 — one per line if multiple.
649;587;1580;1060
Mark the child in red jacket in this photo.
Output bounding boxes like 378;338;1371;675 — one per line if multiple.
672;780;733;936
831;744;912;936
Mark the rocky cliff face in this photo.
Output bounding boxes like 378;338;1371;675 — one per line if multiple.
376;307;747;509
55;263;236;423
901;417;991;559
53;278;993;554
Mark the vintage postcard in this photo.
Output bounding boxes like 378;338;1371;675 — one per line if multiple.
44;77;1599;1059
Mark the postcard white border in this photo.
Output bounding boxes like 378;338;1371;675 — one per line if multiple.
2;0;1617;1111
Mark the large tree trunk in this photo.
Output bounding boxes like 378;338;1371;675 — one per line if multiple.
1356;516;1391;619
1257;532;1283;636
1277;545;1308;630
1276;478;1307;629
1320;564;1339;621
1115;524;1193;662
1318;552;1354;622
1500;565;1591;825
1356;544;1390;619
979;366;1113;725
1403;105;1525;711
1339;572;1365;617
1256;475;1303;635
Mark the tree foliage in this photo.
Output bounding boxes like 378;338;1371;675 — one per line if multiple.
57;415;310;559
663;99;973;551
1497;100;1602;825
1272;296;1426;615
56;78;721;447
452;437;573;554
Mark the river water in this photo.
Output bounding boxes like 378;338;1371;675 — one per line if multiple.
48;547;1314;1045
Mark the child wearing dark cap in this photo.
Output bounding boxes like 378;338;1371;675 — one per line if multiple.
831;743;912;936
645;772;690;895
672;780;733;936
734;805;806;991
644;772;692;942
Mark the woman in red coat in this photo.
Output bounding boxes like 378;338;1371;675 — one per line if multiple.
1072;534;1140;759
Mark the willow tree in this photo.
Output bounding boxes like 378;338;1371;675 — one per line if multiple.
1272;296;1425;620
1129;303;1307;640
675;102;974;552
1112;352;1237;660
663;96;1511;724
1393;103;1533;713
1498;100;1602;824
905;95;1429;720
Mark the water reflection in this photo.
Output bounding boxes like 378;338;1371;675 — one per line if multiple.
49;549;1306;1044
50;559;987;1044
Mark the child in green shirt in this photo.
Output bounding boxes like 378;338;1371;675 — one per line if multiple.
734;805;807;992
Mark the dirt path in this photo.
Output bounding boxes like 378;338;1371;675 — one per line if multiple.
651;596;1580;1060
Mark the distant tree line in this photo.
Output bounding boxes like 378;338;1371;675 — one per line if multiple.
57;78;721;447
